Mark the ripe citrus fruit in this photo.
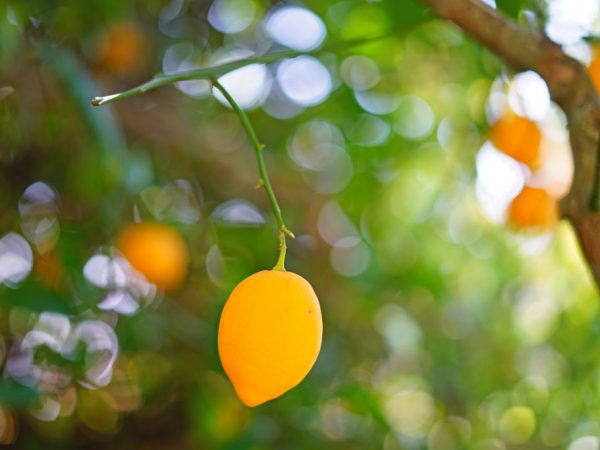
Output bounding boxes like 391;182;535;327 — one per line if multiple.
35;250;65;291
97;22;148;75
489;114;542;169
116;222;188;290
507;186;558;230
218;270;322;407
588;47;600;93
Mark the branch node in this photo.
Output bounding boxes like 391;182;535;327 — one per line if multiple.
282;226;295;239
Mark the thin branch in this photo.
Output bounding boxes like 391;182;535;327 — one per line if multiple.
90;33;392;106
90;33;394;271
91;50;299;106
90;33;396;272
211;79;293;271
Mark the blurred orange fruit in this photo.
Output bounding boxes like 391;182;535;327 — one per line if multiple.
507;186;558;230
35;250;65;291
218;270;322;407
588;47;600;92
116;222;188;290
0;406;16;445
489;114;542;168
97;22;148;75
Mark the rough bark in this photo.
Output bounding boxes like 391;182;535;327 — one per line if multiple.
421;0;600;285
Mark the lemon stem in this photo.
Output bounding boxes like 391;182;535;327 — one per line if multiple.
274;230;287;272
211;79;293;271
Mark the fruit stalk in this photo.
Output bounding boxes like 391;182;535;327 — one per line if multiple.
211;79;293;271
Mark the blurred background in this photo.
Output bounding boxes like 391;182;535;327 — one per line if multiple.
1;0;600;448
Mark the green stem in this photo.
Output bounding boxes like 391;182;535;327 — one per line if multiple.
211;79;293;271
90;33;394;269
90;33;392;106
274;230;287;272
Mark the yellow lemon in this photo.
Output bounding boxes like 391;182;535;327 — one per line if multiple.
218;270;323;407
116;222;188;291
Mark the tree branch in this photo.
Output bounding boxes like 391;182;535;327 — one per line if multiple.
90;33;391;106
421;0;600;286
91;50;301;106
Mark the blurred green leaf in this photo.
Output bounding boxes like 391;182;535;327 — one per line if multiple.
0;381;39;408
496;0;523;19
383;0;432;28
0;281;73;314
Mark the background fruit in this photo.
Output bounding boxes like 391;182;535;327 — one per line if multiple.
96;22;149;75
218;270;322;407
588;47;600;92
489;114;542;168
34;250;65;291
507;186;558;230
116;222;188;290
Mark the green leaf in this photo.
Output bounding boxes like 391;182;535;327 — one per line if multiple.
0;381;39;408
496;0;523;19
0;280;73;314
383;0;432;28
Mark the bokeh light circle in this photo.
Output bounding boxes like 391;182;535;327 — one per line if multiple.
264;6;326;51
208;0;257;34
277;56;332;107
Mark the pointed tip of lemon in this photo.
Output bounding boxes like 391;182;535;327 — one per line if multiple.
234;385;271;407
